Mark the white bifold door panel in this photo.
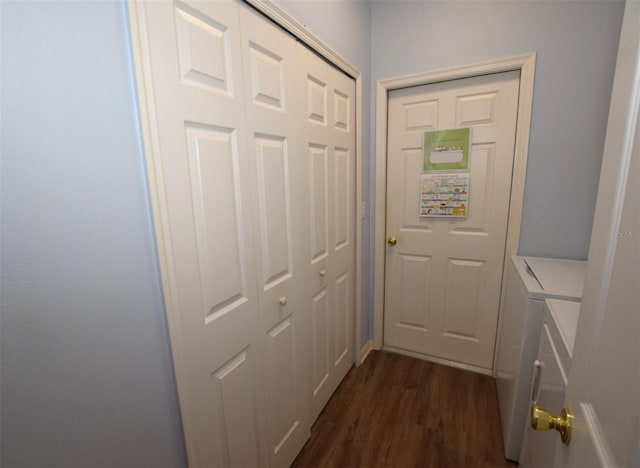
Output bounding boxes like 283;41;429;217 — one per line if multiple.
298;44;356;422
136;2;268;465
238;6;309;466
384;71;520;371
130;1;356;466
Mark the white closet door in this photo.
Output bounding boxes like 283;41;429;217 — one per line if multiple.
298;44;356;421
132;1;268;466
134;2;356;466
238;5;311;467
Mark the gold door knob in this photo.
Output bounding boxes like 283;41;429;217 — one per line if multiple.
387;236;397;246
531;405;572;445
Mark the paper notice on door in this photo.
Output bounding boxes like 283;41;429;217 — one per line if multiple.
420;173;470;217
423;128;470;171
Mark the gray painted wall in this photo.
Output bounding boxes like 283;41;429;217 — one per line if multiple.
1;1;187;466
274;0;372;348
371;0;624;261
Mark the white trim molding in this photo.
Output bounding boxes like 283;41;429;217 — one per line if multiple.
127;2;199;459
372;54;537;373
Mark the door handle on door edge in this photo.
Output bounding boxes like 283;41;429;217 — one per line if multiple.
530;405;572;445
387;236;397;246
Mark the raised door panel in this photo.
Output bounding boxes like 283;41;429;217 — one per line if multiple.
443;259;483;339
311;288;330;406
265;317;300;457
398;254;432;330
333;89;350;132
334;147;350;252
403;99;439;132
307;75;328;125
249;42;285;110
210;348;262;467
255;135;293;290
184;125;248;326
334;272;350;369
332;148;352;252
174;6;232;95
309;144;329;264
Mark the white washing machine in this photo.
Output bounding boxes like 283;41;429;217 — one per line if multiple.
519;299;580;467
495;256;586;461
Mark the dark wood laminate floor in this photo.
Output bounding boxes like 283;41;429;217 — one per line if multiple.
293;350;516;468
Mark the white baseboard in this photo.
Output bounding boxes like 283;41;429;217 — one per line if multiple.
357;340;374;366
382;345;493;376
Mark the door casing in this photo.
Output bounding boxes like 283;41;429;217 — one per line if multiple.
373;53;536;375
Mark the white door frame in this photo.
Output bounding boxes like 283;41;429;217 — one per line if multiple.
373;53;536;374
128;0;365;369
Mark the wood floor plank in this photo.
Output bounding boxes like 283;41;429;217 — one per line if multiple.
293;350;516;468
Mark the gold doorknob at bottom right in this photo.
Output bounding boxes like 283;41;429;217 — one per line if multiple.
387;236;397;246
531;404;573;445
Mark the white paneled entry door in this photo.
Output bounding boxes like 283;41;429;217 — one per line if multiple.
384;71;520;371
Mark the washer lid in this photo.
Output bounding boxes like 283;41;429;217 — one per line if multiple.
523;257;586;297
